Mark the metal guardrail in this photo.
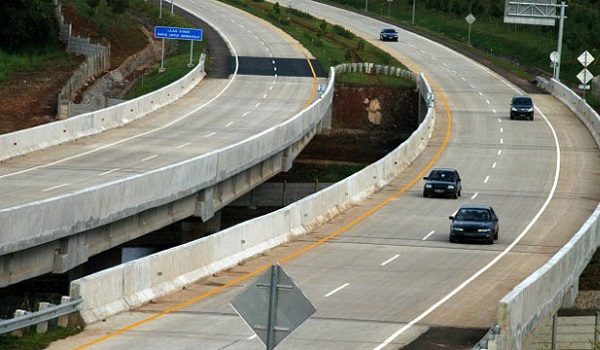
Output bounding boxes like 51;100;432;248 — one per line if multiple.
0;298;82;335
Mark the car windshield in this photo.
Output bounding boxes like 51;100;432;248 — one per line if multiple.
382;29;396;33
513;97;532;106
428;170;454;180
456;209;489;221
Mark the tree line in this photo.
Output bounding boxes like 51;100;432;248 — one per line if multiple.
0;0;131;53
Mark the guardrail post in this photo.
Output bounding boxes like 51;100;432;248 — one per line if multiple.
11;310;28;337
36;302;51;333
58;296;71;327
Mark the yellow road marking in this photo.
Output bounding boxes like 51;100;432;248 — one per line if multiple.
75;83;451;349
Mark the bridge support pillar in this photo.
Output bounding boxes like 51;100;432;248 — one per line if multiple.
181;211;221;243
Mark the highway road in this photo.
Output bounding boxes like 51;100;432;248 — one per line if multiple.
0;0;320;286
47;1;600;350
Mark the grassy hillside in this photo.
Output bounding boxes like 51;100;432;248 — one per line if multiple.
322;0;598;90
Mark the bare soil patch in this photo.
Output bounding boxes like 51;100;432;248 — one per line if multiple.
0;2;146;134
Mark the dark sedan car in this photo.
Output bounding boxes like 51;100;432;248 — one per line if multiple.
380;28;398;41
510;95;534;120
449;205;499;244
423;168;461;199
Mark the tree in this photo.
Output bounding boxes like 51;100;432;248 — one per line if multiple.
106;0;129;15
0;0;56;52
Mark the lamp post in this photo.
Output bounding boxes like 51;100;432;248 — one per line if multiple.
387;0;393;17
365;0;368;11
412;0;416;24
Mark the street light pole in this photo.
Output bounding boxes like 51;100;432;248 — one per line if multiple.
387;0;392;17
412;0;416;24
365;0;368;11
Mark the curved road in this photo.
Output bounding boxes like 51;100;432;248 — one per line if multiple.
0;0;320;286
48;1;600;350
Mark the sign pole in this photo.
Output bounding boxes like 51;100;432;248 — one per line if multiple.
159;0;163;19
555;1;566;81
266;264;280;350
160;39;166;72
188;41;194;67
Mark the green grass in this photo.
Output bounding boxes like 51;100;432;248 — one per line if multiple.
124;43;203;99
336;71;414;88
319;0;595;87
0;327;81;350
0;49;74;83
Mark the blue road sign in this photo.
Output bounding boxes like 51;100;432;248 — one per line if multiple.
154;26;203;41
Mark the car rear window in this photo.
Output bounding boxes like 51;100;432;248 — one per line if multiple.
513;97;532;106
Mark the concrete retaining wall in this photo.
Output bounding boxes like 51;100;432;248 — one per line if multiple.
0;55;206;162
70;71;435;324
495;79;600;350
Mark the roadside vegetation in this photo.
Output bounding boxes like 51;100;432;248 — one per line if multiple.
0;327;81;350
319;0;599;106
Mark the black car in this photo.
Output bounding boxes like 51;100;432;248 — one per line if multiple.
423;168;461;199
449;205;499;244
510;95;534;120
380;28;398;42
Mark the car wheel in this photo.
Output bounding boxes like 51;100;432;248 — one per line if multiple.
458;189;461;197
494;231;498;240
510;115;514;120
452;192;458;199
530;115;534;121
423;192;428;198
488;237;494;244
449;236;455;243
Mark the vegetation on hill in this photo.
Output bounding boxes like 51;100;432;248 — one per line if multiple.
321;0;599;89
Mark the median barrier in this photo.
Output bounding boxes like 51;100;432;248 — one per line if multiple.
493;79;600;350
71;70;435;324
0;55;206;162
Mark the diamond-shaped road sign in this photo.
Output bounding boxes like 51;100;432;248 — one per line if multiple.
578;50;595;67
577;69;594;85
465;13;476;24
231;263;316;349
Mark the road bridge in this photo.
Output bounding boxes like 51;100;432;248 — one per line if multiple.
0;0;329;288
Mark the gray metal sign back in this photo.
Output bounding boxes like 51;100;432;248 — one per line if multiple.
231;263;316;349
504;0;557;26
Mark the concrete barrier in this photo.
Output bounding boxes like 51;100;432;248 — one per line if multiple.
70;71;435;324
0;74;331;257
0;55;206;162
494;79;600;350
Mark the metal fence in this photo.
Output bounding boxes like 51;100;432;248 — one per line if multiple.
0;297;82;336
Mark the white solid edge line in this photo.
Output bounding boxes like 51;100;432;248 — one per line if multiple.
372;106;561;350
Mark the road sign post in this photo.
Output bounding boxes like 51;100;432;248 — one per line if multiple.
231;263;316;349
154;26;203;71
577;50;595;101
465;14;476;46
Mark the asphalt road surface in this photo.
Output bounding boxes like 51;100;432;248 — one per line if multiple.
46;0;600;349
